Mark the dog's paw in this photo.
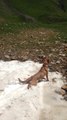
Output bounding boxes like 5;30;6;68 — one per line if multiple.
46;79;49;82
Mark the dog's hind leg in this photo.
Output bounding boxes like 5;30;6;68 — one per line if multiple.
27;83;31;89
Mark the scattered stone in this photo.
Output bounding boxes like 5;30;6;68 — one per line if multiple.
55;41;59;44
4;55;10;59
52;78;56;83
56;60;60;64
59;53;65;57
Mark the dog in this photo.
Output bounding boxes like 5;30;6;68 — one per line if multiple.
18;56;49;89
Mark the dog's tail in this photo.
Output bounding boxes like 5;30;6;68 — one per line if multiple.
18;77;31;84
18;78;27;84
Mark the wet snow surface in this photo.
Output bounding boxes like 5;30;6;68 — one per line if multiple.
0;60;67;120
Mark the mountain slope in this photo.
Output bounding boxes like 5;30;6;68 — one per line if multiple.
0;0;20;23
0;0;67;23
6;0;67;23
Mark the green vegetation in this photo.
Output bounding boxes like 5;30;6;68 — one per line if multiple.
7;0;67;22
0;0;67;23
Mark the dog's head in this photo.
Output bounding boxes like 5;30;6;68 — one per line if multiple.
38;55;49;64
42;56;49;64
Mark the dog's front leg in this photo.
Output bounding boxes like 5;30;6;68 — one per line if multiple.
46;71;49;81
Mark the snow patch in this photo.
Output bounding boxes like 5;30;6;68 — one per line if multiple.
0;60;67;120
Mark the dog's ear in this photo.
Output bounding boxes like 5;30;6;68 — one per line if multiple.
38;55;45;63
38;55;49;63
38;55;44;59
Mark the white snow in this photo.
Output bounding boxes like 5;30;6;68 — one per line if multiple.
0;60;67;120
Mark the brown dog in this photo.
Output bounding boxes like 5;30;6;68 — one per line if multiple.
18;56;49;89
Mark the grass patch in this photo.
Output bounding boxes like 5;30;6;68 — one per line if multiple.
0;22;38;34
0;21;67;43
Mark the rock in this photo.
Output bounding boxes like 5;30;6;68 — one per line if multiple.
55;88;66;96
55;84;67;97
60;89;66;96
60;84;67;100
64;95;67;101
61;84;67;91
4;55;10;59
